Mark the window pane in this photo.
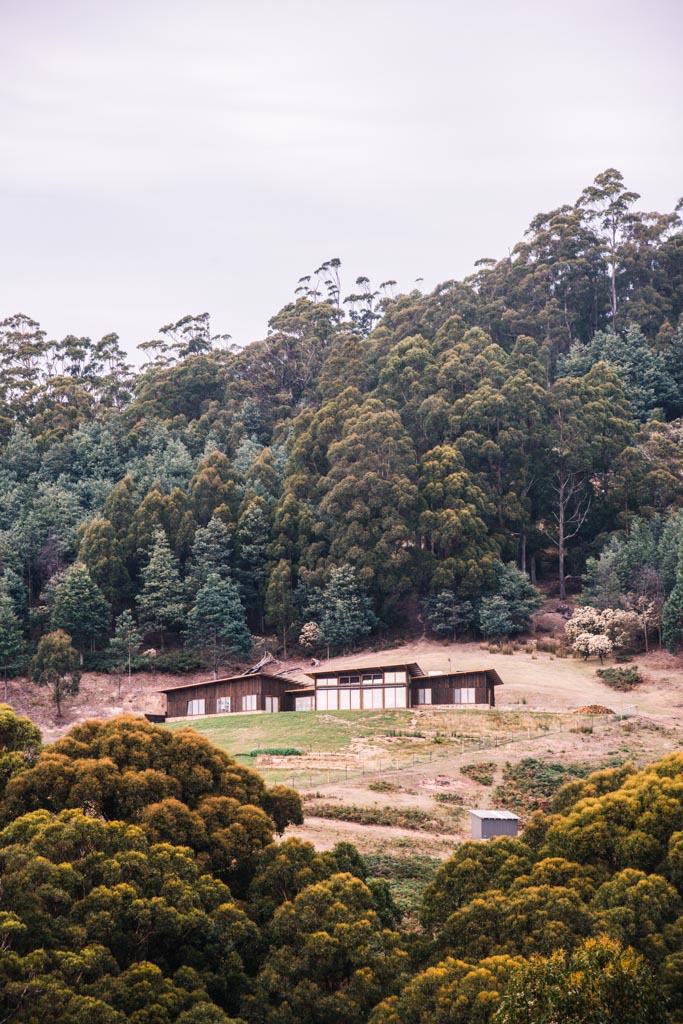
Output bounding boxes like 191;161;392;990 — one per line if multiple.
453;689;461;704
394;687;407;708
350;688;361;709
338;689;351;709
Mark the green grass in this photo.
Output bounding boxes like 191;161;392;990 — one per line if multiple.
165;709;418;756
165;707;578;756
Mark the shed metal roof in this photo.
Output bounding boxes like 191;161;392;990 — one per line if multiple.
469;809;519;820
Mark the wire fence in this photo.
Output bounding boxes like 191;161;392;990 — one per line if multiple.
271;708;636;791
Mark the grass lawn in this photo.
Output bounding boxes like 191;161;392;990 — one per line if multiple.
165;708;418;755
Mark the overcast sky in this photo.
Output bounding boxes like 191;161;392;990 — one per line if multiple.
1;0;681;360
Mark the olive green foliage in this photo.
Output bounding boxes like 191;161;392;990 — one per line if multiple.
1;709;682;1022
0;704;41;796
31;629;81;716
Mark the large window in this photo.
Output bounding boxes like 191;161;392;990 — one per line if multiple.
384;670;407;684
366;688;383;709
242;694;257;711
384;687;407;708
187;698;205;716
295;696;314;711
453;687;475;704
216;696;231;713
416;688;432;705
350;688;361;709
317;689;339;711
265;696;279;713
316;676;337;687
338;689;351;710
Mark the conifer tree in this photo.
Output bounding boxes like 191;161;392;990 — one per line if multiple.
663;539;683;653
319;565;377;653
185;573;251;676
51;563;111;664
0;593;25;700
136;529;186;647
187;515;234;590
109;609;142;688
265;558;297;655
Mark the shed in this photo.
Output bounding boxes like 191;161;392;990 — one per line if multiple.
470;809;519;840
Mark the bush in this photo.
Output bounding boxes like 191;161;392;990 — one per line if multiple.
434;791;465;805
134;650;207;673
368;780;401;793
460;762;496;786
596;666;643;690
305;802;446;831
249;747;303;757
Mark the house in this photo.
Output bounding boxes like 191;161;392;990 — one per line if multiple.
160;654;313;719
306;662;502;711
159;655;502;720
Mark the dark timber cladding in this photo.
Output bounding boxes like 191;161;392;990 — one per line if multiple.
410;670;501;707
161;672;310;718
306;662;502;710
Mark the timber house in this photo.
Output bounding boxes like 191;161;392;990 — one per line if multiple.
160;655;502;720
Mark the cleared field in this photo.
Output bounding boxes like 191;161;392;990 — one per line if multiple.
165;705;584;786
162;640;683;869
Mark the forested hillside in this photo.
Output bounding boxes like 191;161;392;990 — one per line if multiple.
1;169;682;680
1;707;683;1023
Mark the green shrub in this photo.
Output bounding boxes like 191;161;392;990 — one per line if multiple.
368;780;400;793
597;666;643;689
460;761;496;786
434;791;465;806
249;747;303;757
305;802;445;831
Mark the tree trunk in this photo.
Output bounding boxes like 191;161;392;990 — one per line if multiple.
530;554;537;586
558;480;566;600
520;533;527;575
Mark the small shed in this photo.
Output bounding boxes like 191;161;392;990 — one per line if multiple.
470;809;519;840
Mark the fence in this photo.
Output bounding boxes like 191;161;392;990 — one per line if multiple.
262;708;634;791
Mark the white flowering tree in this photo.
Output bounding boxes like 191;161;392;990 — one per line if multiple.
572;631;613;662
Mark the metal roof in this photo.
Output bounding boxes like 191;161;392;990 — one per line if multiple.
158;673;308;694
306;661;423;678
412;668;503;686
469;809;519;820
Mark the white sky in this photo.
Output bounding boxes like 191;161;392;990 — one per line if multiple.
1;0;681;359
